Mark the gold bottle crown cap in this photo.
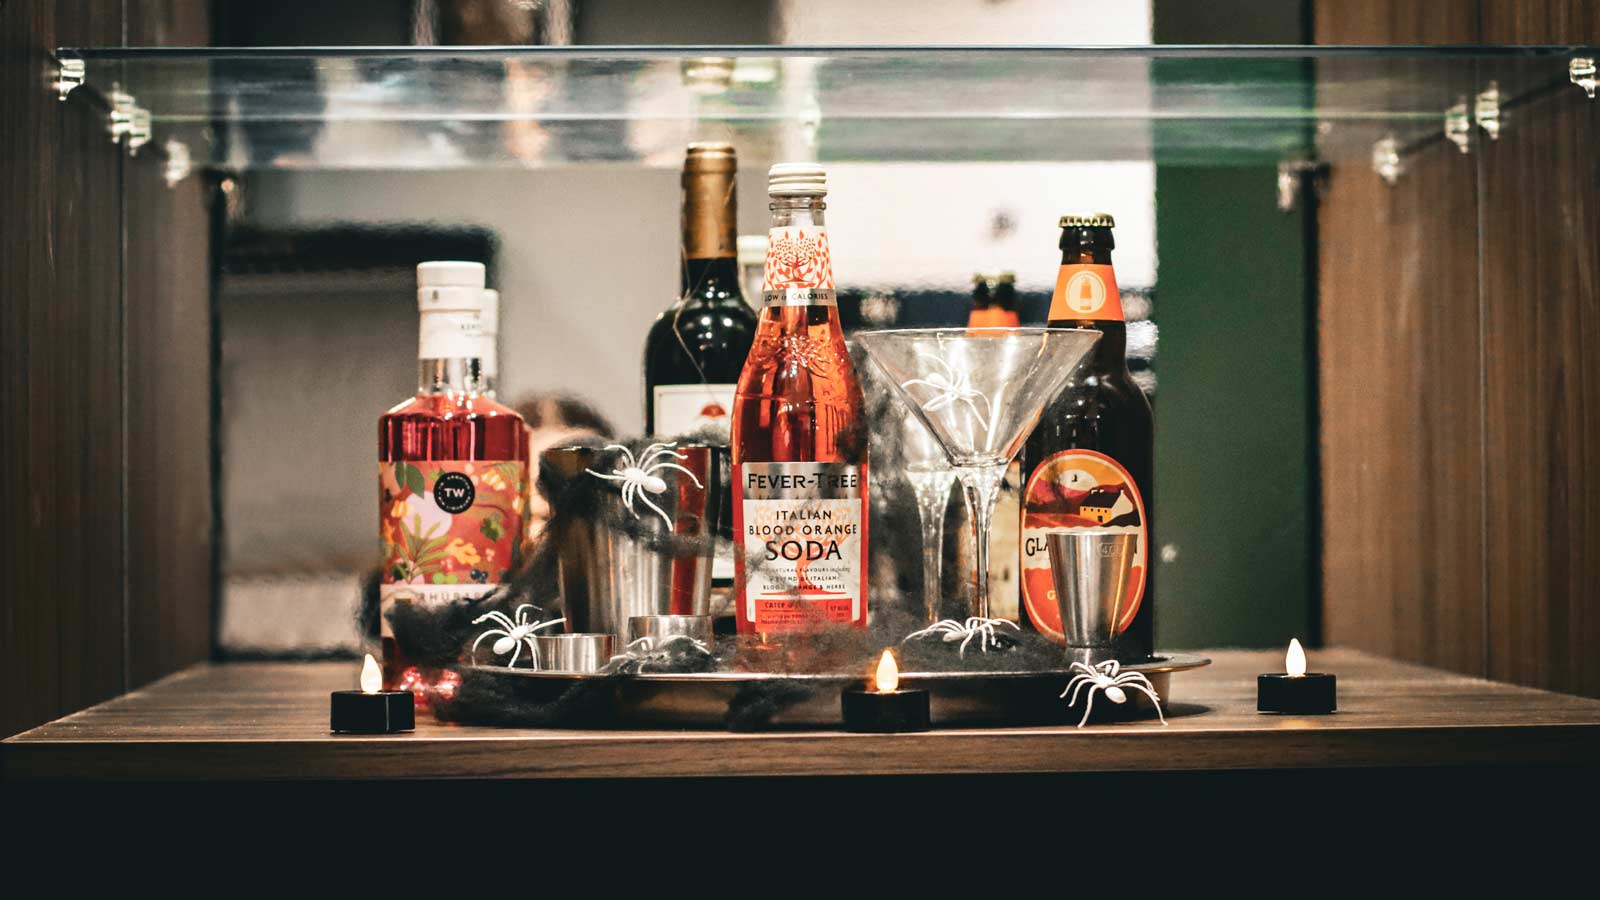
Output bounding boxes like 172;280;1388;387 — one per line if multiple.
1058;213;1115;228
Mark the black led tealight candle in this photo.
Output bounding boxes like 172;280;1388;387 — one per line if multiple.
842;650;931;733
1258;639;1337;714
331;654;416;734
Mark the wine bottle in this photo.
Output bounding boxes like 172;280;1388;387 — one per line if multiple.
643;142;758;439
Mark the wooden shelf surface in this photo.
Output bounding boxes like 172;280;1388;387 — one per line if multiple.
6;649;1599;781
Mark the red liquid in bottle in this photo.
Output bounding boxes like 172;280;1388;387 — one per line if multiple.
378;391;529;693
378;263;530;696
731;173;869;640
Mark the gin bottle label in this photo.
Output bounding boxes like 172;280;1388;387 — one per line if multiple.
378;459;526;638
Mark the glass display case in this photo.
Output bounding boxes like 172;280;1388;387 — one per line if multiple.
6;23;1599;788
57;44;1597;168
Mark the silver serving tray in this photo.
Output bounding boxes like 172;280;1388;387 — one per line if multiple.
468;653;1210;728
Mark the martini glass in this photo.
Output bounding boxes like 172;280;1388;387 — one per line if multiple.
857;327;1101;621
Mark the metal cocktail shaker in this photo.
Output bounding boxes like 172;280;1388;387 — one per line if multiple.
540;443;724;644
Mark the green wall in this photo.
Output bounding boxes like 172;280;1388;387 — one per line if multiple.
1151;1;1318;649
1152;169;1316;648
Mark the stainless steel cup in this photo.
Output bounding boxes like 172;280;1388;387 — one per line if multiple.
540;444;724;644
535;633;615;673
626;614;714;648
1046;531;1139;655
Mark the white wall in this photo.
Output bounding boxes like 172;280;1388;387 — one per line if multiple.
779;0;1150;44
253;166;685;432
782;0;1155;291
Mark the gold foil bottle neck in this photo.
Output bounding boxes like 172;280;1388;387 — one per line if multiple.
685;141;737;172
682;143;738;260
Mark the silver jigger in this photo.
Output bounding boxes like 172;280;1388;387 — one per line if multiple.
1046;531;1139;662
626;615;714;648
535;633;615;673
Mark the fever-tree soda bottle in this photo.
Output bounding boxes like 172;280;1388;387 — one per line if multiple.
1020;215;1154;660
731;164;869;637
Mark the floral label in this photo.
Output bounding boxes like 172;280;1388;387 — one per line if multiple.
762;225;836;307
378;459;526;635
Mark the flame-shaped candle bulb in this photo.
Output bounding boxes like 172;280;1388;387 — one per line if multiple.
360;653;383;694
875;649;900;693
1286;638;1307;677
842;648;929;733
331;653;416;734
1258;638;1336;714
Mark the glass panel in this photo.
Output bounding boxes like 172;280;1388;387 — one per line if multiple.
58;45;1596;168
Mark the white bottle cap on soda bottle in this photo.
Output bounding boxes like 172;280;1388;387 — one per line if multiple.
768;163;827;197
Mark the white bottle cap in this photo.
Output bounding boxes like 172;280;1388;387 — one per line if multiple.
477;289;499;381
417;261;488;314
479;289;499;335
417;262;488;359
768;163;827;196
737;235;768;268
417;261;485;288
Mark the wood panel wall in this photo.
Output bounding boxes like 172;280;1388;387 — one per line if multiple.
124;1;214;693
1318;0;1600;697
0;1;212;738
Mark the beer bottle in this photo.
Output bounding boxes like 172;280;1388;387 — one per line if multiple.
1019;214;1154;660
966;273;995;326
968;272;1021;329
992;271;1020;324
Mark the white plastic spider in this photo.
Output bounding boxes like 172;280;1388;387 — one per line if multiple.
903;616;1020;657
1059;659;1167;728
470;604;565;669
586;442;704;529
900;352;993;422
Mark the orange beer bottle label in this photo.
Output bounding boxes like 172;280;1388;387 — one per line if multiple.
1048;264;1122;322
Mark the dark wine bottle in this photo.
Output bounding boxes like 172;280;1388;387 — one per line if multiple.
644;142;758;438
644;142;758;596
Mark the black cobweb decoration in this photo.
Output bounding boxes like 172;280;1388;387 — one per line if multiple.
378;372;1067;730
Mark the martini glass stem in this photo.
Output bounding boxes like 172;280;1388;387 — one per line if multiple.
920;511;945;624
908;471;955;624
956;463;1008;620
